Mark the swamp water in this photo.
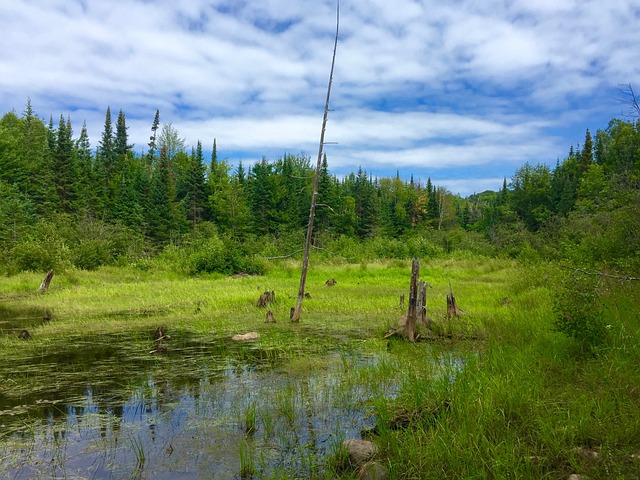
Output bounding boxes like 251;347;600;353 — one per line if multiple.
0;325;462;479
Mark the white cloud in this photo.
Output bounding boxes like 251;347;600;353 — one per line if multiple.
0;0;638;197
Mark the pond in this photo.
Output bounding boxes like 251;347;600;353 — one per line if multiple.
0;332;395;479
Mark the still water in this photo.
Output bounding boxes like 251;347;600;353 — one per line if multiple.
0;334;382;479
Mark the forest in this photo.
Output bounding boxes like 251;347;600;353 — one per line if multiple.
1;100;639;279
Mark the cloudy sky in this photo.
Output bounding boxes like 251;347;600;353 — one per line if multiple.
1;0;638;196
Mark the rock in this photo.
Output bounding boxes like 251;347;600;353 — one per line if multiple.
568;475;588;480
574;447;599;463
343;439;377;468
358;460;388;480
232;332;260;341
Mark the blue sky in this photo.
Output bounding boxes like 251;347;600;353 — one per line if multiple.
1;0;639;196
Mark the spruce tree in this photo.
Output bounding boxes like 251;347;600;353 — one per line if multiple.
53;114;76;213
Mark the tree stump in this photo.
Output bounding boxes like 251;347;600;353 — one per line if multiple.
446;280;462;318
38;270;54;294
257;290;275;307
18;329;31;340
417;280;432;328
265;310;276;323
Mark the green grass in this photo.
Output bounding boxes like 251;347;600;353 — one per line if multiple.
1;256;639;478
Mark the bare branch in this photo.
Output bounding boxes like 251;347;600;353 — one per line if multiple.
615;83;640;118
559;264;640;281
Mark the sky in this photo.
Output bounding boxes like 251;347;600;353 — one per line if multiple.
1;0;639;197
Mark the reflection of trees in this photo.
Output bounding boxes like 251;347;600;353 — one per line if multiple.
0;333;284;437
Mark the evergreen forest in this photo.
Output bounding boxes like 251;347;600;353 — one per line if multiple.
1;101;639;281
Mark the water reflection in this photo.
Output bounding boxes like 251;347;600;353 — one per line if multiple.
0;337;382;479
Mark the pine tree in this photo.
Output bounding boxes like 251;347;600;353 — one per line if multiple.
182;140;207;226
53;114;76;213
114;109;133;174
579;129;594;173
146;145;180;243
75;121;93;214
96;107;115;193
247;157;277;235
353;167;379;237
316;153;336;238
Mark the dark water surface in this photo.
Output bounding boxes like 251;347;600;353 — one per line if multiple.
0;332;381;479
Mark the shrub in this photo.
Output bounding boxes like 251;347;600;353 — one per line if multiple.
9;239;71;273
552;271;608;351
72;239;114;270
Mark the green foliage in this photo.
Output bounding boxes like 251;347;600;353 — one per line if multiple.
156;224;268;276
552;272;608;350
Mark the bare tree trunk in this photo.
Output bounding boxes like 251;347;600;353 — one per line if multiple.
291;2;339;323
446;279;462;318
405;258;420;342
38;270;54;294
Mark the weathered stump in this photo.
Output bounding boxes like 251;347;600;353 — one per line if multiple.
38;270;54;294
399;294;405;309
324;278;337;287
153;326;166;342
18;329;31;340
446;280;462;318
265;310;276;323
257;290;275;307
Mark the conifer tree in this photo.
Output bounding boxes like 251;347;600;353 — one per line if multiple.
75;121;93;214
53;114;76;212
97;107;115;177
114;109;133;172
146;145;180;243
182;140;207;226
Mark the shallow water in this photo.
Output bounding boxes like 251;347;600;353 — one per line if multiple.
0;333;383;479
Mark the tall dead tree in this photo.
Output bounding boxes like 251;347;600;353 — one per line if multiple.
291;2;339;323
405;258;420;342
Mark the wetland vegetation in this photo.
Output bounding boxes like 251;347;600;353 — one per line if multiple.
1;257;640;479
1;104;640;477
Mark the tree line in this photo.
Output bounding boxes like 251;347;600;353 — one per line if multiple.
1;100;639;275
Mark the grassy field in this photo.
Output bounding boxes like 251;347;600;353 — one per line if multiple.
1;256;639;479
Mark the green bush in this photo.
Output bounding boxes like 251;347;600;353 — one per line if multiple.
72;239;114;270
9;239;71;273
553;272;608;350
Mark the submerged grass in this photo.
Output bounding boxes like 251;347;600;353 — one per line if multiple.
0;256;639;478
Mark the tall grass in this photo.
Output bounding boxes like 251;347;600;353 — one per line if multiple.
1;257;639;478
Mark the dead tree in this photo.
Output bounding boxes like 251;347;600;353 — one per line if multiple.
291;2;339;323
404;258;420;342
616;83;640;118
38;270;54;294
446;280;462;318
417;280;432;328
